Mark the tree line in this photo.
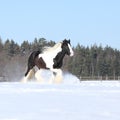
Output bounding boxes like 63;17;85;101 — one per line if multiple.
0;37;120;81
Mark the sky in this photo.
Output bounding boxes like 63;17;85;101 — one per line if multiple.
0;0;120;49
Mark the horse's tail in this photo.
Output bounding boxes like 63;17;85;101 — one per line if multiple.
25;51;41;77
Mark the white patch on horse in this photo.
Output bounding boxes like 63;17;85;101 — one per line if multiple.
68;44;74;56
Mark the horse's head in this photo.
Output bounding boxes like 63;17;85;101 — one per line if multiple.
61;39;74;56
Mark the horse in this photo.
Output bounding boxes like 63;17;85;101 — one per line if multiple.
22;39;74;83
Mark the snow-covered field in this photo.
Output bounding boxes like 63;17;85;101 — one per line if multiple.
0;79;120;120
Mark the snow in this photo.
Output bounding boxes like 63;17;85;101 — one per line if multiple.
0;80;120;120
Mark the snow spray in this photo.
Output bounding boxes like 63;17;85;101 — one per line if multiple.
21;69;80;84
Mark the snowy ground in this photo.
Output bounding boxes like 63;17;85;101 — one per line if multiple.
0;80;120;120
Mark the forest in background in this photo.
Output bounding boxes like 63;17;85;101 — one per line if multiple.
0;37;120;81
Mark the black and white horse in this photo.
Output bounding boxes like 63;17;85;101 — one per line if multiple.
23;39;74;83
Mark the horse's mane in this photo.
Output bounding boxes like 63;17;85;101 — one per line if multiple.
42;42;62;53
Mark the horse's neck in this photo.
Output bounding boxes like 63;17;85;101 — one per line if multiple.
58;50;66;61
54;50;66;65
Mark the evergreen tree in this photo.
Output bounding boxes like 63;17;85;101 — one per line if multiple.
21;40;31;55
0;37;3;51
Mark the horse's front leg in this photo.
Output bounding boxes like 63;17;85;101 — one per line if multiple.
51;69;63;84
49;72;55;84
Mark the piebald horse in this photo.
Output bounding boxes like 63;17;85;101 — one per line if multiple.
23;39;74;83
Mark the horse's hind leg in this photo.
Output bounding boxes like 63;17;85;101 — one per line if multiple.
22;65;35;83
26;68;35;79
25;67;30;77
35;69;44;83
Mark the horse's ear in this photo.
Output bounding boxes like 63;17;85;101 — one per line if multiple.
68;39;70;44
63;39;66;43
